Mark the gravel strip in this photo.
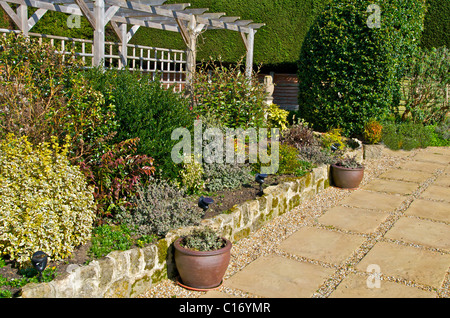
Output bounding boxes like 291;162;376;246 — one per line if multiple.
141;148;449;298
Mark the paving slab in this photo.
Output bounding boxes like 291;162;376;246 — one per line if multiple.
329;273;436;298
362;179;420;195
340;190;407;212
384;217;450;251
422;147;450;156
412;152;450;165
420;185;450;202
405;199;450;223
445;165;450;175
378;169;433;183
399;161;446;173
279;227;366;265
200;291;238;298
434;174;450;187
356;242;450;288
223;255;335;298
318;206;390;234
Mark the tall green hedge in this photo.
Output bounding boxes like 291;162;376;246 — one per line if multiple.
0;0;447;70
421;0;450;49
128;0;329;71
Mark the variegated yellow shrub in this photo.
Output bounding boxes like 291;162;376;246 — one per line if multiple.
0;134;95;265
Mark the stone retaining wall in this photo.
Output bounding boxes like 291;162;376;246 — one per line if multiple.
22;151;362;298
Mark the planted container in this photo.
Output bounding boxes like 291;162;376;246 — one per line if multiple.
174;229;232;290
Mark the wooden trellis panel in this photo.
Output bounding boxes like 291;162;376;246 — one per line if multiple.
0;0;265;90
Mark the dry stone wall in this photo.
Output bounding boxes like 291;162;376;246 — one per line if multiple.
22;150;362;298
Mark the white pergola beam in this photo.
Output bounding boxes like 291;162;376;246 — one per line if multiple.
0;0;263;80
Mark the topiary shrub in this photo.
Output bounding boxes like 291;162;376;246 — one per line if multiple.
0;134;95;265
298;0;427;136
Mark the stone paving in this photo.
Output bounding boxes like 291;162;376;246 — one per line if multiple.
202;147;450;298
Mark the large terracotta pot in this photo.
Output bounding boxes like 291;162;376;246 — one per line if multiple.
174;237;232;290
331;164;365;189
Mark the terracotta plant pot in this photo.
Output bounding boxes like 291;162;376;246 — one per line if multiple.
331;164;365;189
174;237;232;290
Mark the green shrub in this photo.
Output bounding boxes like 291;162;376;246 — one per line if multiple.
0;134;95;265
401;47;450;125
0;33;118;163
83;67;194;180
79;138;156;219
180;155;205;194
421;0;450;50
277;144;314;176
363;119;383;144
115;178;203;237
298;0;426;136
382;120;433;150
203;161;253;193
321;129;346;151
266;104;289;131
191;58;267;129
281;122;316;150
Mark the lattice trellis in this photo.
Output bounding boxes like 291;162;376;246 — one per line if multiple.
0;0;265;90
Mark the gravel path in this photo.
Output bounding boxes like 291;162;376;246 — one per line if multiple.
141;148;449;298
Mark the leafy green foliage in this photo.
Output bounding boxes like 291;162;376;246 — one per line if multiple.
278;144;314;176
298;0;427;136
89;225;132;259
334;155;364;169
0;134;95;265
401;47;450;125
363;119;383;144
266;104;290;131
202;162;253;193
180;155;205;195
191;58;267;129
79;138;156;219
421;0;450;50
382;120;434;150
181;228;226;252
83;67;194;180
0;33;118;163
0;266;57;298
115;178;203;237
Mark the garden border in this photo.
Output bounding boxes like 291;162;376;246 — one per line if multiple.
20;148;363;298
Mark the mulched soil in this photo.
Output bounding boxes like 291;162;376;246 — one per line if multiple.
0;174;297;297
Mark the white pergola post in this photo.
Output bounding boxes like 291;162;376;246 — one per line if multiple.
241;28;255;79
177;15;205;93
93;0;105;66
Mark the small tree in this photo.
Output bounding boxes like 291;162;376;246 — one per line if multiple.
297;0;426;136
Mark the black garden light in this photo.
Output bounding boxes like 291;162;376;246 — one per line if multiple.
31;251;48;282
255;173;268;195
331;143;341;152
198;196;214;213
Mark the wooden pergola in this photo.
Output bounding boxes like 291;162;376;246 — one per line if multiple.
0;0;265;85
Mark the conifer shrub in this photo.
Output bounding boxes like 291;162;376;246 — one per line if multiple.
0;134;95;265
